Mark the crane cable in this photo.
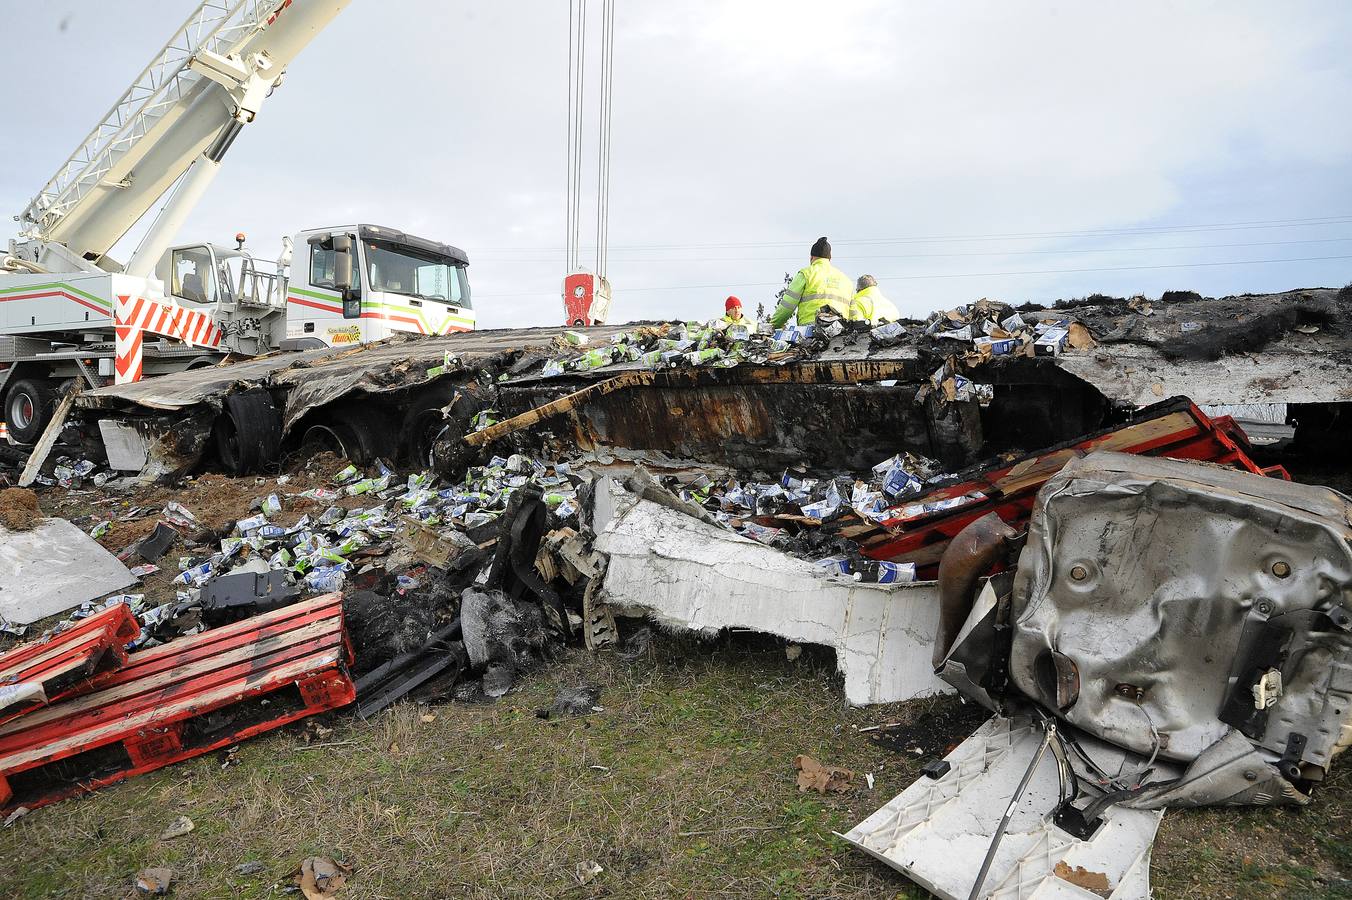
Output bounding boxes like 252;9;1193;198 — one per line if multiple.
595;0;615;279
566;0;588;273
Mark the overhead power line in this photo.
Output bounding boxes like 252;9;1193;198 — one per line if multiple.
477;214;1352;254
474;235;1352;264
474;253;1352;297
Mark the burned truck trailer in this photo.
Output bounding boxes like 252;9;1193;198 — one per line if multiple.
61;286;1352;485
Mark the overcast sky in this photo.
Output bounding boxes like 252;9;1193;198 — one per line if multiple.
3;1;1351;327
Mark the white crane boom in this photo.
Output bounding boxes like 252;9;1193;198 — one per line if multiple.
15;0;349;273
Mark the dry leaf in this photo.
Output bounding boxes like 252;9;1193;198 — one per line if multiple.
388;741;400;755
1053;861;1111;897
1150;383;1165;397
135;867;173;895
159;815;194;840
296;857;351;900
794;754;854;794
419;713;437;724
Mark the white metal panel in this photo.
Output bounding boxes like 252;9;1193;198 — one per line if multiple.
841;716;1167;900
592;478;950;705
0;519;135;625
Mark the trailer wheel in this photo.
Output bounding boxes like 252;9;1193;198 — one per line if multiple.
5;378;57;444
214;389;282;474
324;407;393;466
401;406;453;469
299;422;362;462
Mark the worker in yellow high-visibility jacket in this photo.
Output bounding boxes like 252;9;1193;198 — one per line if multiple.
849;275;901;325
770;237;853;328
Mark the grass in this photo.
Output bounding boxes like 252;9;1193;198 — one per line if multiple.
0;635;1348;899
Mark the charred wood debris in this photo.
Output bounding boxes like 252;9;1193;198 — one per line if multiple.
1;285;1351;895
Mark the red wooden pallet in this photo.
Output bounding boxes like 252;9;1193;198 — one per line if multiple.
0;603;140;726
857;399;1288;573
0;593;354;813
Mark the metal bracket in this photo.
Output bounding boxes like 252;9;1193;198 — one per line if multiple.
74;357;104;390
1278;732;1308;781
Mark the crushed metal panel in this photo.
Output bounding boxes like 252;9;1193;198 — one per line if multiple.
591;478;948;705
74;325;636;416
841;716;1165;900
1010;450;1352;772
97;419;149;471
0;519;136;625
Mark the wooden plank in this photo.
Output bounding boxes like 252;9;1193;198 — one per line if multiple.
857;402;1278;571
0;603;138;726
0;645;343;769
0;619;339;741
17;389;78;488
0;594;355;812
464;371;654;448
0;653;353;811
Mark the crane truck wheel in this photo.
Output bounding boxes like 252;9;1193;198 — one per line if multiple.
214;389;282;474
5;378;58;445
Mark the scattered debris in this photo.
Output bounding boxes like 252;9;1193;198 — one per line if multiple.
232;860;266;876
537;683;601;719
794;754;854;794
2;806;28;827
296;856;351;900
576;860;604;885
134;867;174;895
159;815;194;840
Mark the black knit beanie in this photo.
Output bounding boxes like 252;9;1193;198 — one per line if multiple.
810;236;831;259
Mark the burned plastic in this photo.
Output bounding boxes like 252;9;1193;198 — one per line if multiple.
354;619;465;719
200;570;301;626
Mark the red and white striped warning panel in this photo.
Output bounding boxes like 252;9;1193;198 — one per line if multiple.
113;294;223;384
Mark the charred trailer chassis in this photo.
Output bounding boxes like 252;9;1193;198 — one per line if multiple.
490;359;1115;475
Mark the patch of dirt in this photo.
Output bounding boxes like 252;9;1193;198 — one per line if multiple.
0;487;42;531
868;694;991;759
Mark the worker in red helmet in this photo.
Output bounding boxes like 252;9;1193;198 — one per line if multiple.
720;295;748;326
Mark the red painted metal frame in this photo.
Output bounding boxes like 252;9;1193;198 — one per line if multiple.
0;603;140;727
0;593;354;813
859;399;1288;574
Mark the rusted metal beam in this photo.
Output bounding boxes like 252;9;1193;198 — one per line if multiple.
464;371;657;448
469;359;922;450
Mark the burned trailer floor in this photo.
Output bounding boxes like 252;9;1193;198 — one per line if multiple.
74;325;637;476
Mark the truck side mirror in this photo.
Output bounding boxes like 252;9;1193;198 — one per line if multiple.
332;237;352;293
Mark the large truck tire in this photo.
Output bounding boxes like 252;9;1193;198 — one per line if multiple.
401;405;453;469
214;389;282;474
308;406;393;466
4;378;57;445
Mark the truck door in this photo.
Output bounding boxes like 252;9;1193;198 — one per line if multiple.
167;245;219;307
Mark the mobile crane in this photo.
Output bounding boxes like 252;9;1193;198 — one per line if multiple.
0;0;474;445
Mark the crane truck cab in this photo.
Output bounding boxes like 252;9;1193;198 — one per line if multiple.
284;224;474;348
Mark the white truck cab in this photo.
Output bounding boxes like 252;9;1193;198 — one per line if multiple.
152;224;474;352
284;224;474;348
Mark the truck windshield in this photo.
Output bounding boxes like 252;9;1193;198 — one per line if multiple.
365;240;470;309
